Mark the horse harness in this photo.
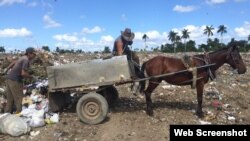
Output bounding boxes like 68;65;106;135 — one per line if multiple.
181;52;215;89
181;55;198;89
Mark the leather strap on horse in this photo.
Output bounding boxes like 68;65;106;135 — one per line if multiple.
181;55;197;89
204;51;215;81
188;67;197;89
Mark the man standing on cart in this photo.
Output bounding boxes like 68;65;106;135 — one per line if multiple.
112;28;142;95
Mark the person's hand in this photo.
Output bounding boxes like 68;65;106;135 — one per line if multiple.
3;68;8;75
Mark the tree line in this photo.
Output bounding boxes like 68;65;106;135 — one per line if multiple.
143;24;250;53
1;25;250;54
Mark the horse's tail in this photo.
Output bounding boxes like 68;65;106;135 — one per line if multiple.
139;62;146;93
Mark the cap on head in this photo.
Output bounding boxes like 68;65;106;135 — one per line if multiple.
121;28;135;41
25;47;36;55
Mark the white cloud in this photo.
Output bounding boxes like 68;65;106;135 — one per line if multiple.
135;30;163;41
53;34;78;42
234;21;250;37
133;30;169;49
206;0;227;4
43;14;61;28
0;27;32;37
0;0;25;6
27;1;37;7
77;37;95;46
55;42;70;49
173;5;197;12
100;35;114;43
53;32;114;51
184;25;205;39
82;26;103;34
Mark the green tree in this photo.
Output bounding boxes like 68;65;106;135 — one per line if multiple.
103;46;111;53
175;35;181;43
248;34;250;44
56;47;60;53
181;29;190;52
152;46;159;52
208;38;221;51
186;40;197;52
168;30;177;53
204;25;214;42
142;34;149;50
217;25;227;46
0;46;5;53
161;43;174;53
76;49;83;53
175;35;181;52
42;46;50;52
198;44;209;52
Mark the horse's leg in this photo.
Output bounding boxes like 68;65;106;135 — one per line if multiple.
196;81;205;118
145;80;160;116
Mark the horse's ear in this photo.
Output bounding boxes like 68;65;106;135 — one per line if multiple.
232;45;237;50
229;45;236;52
228;45;234;52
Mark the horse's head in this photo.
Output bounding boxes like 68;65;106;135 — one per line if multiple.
226;45;246;74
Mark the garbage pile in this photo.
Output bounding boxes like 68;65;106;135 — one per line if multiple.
0;78;60;137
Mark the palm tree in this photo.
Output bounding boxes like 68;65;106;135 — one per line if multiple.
203;25;214;43
175;35;181;52
217;25;227;46
175;35;181;43
142;34;149;50
181;29;190;52
168;30;177;53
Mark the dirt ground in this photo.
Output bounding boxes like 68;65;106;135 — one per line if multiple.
1;52;250;141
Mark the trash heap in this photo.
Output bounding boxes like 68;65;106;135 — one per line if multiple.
0;50;86;137
0;78;60;137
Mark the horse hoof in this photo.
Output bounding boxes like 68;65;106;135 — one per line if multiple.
146;110;154;116
196;111;204;118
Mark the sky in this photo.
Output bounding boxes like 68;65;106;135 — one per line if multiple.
0;0;250;52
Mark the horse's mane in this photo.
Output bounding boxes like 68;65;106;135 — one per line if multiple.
209;46;231;55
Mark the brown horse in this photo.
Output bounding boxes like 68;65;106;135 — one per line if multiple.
139;45;246;117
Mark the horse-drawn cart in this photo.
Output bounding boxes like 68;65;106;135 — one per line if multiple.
47;55;135;124
47;55;217;124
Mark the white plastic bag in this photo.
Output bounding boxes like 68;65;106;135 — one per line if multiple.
29;116;45;128
0;113;30;136
50;113;59;123
28;109;45;128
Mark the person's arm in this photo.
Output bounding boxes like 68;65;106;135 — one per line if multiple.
4;60;17;73
21;69;33;78
21;59;33;79
116;40;123;55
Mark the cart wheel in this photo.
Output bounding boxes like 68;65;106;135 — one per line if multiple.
76;93;108;124
99;86;119;107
